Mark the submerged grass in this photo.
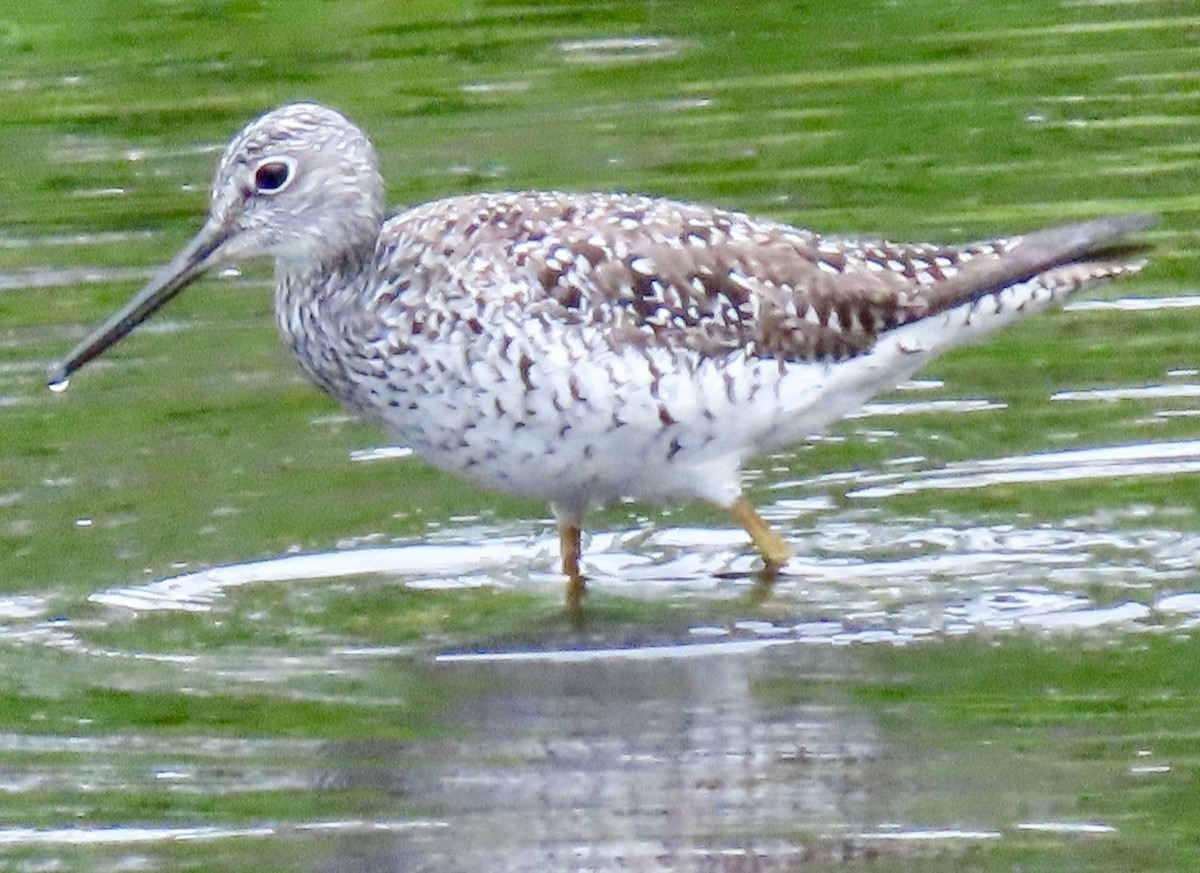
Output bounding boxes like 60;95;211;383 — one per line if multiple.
752;634;1200;871
0;0;1198;869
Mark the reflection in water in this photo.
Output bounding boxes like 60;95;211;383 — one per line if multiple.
340;652;880;871
0;642;1077;870
47;498;1193;868
83;505;1200;637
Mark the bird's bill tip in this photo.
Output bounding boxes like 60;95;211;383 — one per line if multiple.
47;224;229;390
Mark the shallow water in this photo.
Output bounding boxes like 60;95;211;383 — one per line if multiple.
1;0;1200;870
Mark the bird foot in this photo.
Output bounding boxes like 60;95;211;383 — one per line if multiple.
566;573;587;612
728;494;793;569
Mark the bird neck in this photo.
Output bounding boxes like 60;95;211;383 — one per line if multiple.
272;251;375;404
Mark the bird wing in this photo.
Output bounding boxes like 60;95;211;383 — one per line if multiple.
376;192;1151;364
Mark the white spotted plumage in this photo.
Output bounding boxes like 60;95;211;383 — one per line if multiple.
51;103;1155;597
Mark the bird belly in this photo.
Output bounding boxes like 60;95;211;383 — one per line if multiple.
365;339;808;509
347;276;1067;510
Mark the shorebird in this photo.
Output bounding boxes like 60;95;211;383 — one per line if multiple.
49;103;1153;599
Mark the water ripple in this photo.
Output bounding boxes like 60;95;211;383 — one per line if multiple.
557;36;683;64
846;439;1200;498
1051;383;1200;402
80;510;1200;644
88;540;542;612
1065;295;1200;312
0;819;441;847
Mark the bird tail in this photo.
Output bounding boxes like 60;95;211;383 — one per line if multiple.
919;213;1156;317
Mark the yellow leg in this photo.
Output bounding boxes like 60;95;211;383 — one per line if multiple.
559;521;586;608
728;495;792;573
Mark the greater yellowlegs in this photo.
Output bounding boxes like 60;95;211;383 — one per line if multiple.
49;103;1153;597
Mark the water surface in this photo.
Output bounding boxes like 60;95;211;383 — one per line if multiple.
0;0;1198;870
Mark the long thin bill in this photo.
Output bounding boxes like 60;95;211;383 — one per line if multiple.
47;222;230;389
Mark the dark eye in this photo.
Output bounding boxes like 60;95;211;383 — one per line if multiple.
254;160;293;193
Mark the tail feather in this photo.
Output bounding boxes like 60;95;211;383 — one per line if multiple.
919;213;1156;317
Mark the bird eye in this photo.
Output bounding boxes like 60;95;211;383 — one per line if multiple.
253;159;294;193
